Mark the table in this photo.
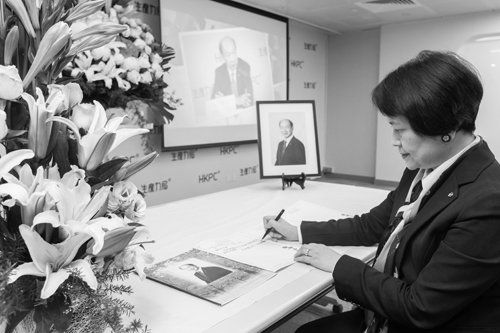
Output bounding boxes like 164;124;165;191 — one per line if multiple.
128;180;390;332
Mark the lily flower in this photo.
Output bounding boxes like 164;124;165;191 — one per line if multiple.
4;26;19;65
6;0;35;38
21;88;64;159
71;23;127;40
0;149;34;178
47;83;84;113
0;65;23;100
0;110;7;141
3;163;59;226
0;150;35;207
65;0;106;23
8;225;97;299
30;168;113;254
23;22;71;88
48;101;149;171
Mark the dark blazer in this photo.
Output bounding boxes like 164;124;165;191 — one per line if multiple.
275;136;306;165
211;58;253;108
301;140;500;332
195;266;231;284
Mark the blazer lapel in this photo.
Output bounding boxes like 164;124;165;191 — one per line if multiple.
394;140;495;268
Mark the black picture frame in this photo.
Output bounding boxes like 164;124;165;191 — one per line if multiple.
256;100;321;178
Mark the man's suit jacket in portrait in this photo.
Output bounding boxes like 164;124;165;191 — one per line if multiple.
211;58;253;108
275;136;306;165
195;266;232;284
301;140;500;332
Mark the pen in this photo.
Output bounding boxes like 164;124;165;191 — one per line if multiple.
261;209;285;240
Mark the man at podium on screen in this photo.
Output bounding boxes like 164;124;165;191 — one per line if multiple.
275;119;306;165
211;36;253;109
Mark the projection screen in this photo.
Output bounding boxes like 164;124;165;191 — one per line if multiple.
161;0;288;150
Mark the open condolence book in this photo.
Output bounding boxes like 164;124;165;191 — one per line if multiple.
145;248;275;305
145;201;377;306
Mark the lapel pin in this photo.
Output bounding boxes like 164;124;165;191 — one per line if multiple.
448;192;454;197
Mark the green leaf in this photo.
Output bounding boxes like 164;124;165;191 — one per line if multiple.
33;293;71;333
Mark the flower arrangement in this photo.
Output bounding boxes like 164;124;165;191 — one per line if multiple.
63;0;178;125
0;0;165;332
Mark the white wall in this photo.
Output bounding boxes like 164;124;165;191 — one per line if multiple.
326;29;380;178
288;20;329;170
112;18;329;206
375;11;500;182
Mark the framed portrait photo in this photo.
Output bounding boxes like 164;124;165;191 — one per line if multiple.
256;100;321;178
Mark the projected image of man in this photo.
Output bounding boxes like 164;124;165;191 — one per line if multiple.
275;119;306;166
212;36;254;109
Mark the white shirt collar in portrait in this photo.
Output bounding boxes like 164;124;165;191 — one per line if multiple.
283;135;294;146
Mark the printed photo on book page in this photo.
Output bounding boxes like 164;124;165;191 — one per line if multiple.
145;249;275;306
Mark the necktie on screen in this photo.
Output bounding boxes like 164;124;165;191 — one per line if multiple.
230;69;238;96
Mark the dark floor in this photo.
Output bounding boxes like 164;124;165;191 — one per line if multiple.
268;175;394;333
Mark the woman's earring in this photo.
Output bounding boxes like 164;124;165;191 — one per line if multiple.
441;134;451;143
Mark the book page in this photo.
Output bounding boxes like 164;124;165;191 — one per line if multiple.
196;200;376;271
196;232;298;272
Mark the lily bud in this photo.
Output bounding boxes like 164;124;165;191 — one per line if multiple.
89;226;136;258
121;152;159;180
22;0;40;30
22;88;64;159
4;26;19;65
68;34;115;57
23;22;71;88
71;23;128;41
6;0;35;38
65;0;105;23
85;132;116;171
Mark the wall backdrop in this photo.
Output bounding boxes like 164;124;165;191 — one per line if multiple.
375;11;500;182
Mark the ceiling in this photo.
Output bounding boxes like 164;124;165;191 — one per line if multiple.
233;0;500;34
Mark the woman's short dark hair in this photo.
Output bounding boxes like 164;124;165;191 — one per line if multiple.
372;50;483;136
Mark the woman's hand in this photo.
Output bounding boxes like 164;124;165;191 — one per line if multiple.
294;243;342;272
262;215;299;241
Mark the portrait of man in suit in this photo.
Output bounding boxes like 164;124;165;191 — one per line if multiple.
179;263;232;284
211;36;254;109
275;119;306;166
